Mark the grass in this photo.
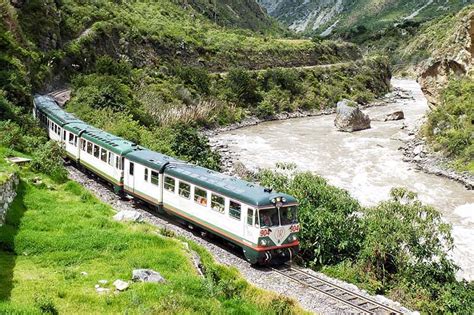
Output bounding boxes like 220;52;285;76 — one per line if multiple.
0;149;306;314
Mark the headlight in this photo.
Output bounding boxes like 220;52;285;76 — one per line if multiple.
289;234;297;242
259;239;268;246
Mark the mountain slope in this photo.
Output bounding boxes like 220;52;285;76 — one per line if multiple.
188;0;283;34
258;0;471;37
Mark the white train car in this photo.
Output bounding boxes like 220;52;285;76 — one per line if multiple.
79;127;138;193
125;149;300;264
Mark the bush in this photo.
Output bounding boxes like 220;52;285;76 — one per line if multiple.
225;69;261;107
31;141;68;183
360;188;456;286
257;166;364;265
425;77;473;171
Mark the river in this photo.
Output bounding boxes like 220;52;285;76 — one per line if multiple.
211;79;474;281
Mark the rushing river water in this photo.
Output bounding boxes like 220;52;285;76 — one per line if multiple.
212;79;474;280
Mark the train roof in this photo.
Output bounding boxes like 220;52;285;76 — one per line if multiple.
125;149;179;170
164;163;297;208
34;95;83;126
81;128;138;155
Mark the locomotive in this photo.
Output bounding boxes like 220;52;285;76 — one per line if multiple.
33;95;300;264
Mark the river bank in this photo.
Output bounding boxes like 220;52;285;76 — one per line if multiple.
208;78;474;281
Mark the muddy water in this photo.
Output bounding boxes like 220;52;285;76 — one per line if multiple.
212;79;474;280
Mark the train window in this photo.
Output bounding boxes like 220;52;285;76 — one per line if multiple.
63;130;66;141
179;182;191;199
151;171;159;185
93;145;100;158
195;187;208;207
144;168;148;181
81;140;86;151
108;152;114;166
129;162;134;175
87;142;93;154
164;176;175;192
74;136;78;147
229;201;241;220
211;194;225;213
69;133;75;145
247;208;254;226
101;149;107;162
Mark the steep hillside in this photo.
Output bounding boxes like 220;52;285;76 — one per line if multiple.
187;0;283;34
258;0;471;38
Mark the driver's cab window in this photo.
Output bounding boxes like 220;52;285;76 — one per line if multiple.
259;208;280;227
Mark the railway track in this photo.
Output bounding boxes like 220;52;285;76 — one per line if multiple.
272;264;402;314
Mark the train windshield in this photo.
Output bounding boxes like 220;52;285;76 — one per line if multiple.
259;206;298;227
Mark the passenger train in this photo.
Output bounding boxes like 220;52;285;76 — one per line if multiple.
33;95;300;264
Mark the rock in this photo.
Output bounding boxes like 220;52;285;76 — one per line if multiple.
98;280;108;285
113;279;129;291
113;210;143;222
413;145;424;156
132;269;166;283
95;287;110;294
94;284;100;289
80;271;88;276
334;99;371;132
384;110;405;121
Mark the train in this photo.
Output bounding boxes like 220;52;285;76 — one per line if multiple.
33;95;300;264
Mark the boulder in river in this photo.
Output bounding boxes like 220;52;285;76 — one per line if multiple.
385;111;405;121
334;99;371;132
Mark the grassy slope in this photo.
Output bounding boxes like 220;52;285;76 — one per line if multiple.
0;148;305;314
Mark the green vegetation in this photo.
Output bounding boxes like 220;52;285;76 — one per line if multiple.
256;165;474;314
0;148;305;314
424;77;474;173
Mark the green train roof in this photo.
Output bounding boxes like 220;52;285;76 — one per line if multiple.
81;128;138;155
34;95;83;126
126;149;179;171
164;163;297;207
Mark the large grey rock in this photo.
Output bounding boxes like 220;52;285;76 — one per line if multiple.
113;210;143;222
384;110;405;121
132;269;166;283
334;99;371;132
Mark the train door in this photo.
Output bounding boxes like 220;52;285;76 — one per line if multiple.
125;160;135;193
245;207;258;241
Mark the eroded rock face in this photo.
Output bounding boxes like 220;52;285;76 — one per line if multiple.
417;10;473;106
334;99;371;132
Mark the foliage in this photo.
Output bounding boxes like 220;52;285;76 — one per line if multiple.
171;124;221;170
360;188;456;287
256;167;474;313
30;141;68;183
225;69;262;107
424;77;474;173
257;165;364;265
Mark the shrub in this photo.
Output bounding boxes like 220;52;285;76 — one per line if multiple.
424;77;473;172
257;166;364;265
225;69;261;107
360;188;456;286
31;141;68;183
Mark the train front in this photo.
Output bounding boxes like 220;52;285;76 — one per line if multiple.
245;195;300;265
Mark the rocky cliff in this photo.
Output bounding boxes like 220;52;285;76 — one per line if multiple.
414;7;474;106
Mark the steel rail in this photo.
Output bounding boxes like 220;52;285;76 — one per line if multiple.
272;264;402;314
